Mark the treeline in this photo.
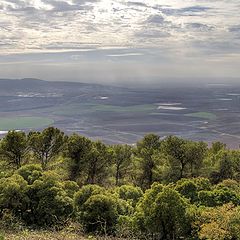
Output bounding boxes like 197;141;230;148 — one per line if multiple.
0;127;239;239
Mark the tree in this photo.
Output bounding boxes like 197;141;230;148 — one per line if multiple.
135;186;191;239
218;152;234;181
65;134;92;181
0;131;28;168
210;141;226;155
85;141;112;185
28;127;66;169
175;179;198;203
135;134;161;188
162;136;207;180
112;144;132;186
184;141;207;177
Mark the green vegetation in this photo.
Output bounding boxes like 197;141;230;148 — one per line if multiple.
54;103;156;116
0;128;239;239
185;111;217;120
0;117;54;130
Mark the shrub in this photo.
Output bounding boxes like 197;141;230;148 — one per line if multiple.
115;185;143;207
135;186;191;239
74;185;105;213
17;164;42;184
0;174;28;214
198;189;240;207
62;181;79;198
198;204;240;240
23;171;74;226
81;194;119;234
175;179;198;203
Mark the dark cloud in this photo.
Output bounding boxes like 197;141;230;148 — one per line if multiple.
125;1;148;8
161;5;212;16
147;15;165;24
186;23;214;32
229;25;240;33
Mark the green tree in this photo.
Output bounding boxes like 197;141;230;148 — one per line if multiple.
85;141;112;185
28;127;66;169
135;186;191;239
135;134;161;188
112;144;132;186
65;134;92;181
0;131;28;168
175;179;198;203
162;136;207;180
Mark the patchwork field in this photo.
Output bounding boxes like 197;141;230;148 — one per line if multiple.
0;79;240;147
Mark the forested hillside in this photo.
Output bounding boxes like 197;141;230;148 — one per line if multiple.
0;128;239;240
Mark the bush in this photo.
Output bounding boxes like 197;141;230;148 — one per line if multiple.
175;179;198;203
198;189;240;207
62;181;79;198
115;185;143;207
17;164;42;184
198;204;240;240
135;186;191;239
23;171;74;226
81;194;119;234
0;174;28;214
74;185;105;213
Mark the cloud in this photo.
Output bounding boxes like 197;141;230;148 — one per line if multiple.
147;15;165;24
185;23;214;32
107;53;144;57
161;5;212;16
0;0;239;80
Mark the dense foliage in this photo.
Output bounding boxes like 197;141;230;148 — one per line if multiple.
0;128;239;239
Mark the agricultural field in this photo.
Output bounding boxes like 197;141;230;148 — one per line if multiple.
1;79;240;147
0;117;54;131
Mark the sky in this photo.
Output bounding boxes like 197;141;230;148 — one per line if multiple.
0;0;239;85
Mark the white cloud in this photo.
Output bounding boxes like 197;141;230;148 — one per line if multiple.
0;0;239;81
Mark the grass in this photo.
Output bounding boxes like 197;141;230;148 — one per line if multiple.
0;117;54;130
2;231;86;240
2;231;123;240
185;112;217;120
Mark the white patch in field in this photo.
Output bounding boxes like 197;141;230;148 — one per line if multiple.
99;96;109;100
217;98;232;101
157;106;186;110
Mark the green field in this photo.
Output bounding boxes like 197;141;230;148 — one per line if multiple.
185;112;217;120
0;117;54;130
54;103;156;116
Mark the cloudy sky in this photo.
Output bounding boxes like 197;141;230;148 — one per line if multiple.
0;0;239;85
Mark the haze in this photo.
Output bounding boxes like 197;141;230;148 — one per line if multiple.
0;0;240;86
